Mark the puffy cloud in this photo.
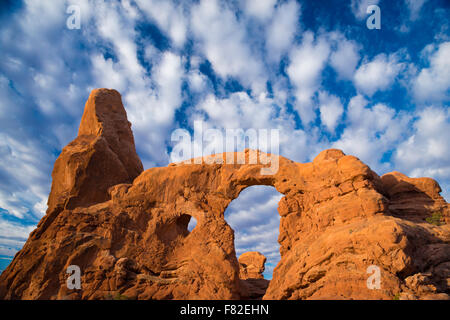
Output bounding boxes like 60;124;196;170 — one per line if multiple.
170;86;318;171
0;219;35;242
332;95;411;172
394;107;450;200
191;0;265;94
351;0;380;20
183;88;317;164
0;134;51;219
329;38;360;80
243;0;277;20
152;52;184;122
318;91;344;133
265;0;300;63
196;92;276;130
178;92;281;163
124;51;184;166
287;32;330;125
413;41;450;103
89;2;185;166
94;1;145;82
91;55;127;92
188;69;209;93
354;53;404;96
0;219;36;257
135;0;188;48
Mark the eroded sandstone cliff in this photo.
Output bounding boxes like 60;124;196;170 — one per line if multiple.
0;89;448;300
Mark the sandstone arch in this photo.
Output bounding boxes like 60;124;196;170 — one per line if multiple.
0;89;448;300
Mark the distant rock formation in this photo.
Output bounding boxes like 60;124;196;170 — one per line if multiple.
238;252;269;300
0;89;448;300
239;252;266;280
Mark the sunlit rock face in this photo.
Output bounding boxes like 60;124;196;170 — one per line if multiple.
239;251;266;280
0;89;448;300
238;251;270;300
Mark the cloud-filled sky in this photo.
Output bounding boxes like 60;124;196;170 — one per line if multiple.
0;0;449;275
225;186;282;279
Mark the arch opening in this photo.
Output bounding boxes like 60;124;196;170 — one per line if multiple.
187;215;198;232
224;185;283;298
177;214;193;235
156;213;197;245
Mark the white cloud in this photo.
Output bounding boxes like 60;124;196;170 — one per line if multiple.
135;0;188;48
413;41;450;103
0;0;189;243
330;38;360;80
287;32;330;125
0;220;35;242
91;55;127;92
95;1;145;81
318;91;344;133
196;92;276;130
180;88;316;165
243;0;277;20
351;0;380;20
152;52;184;123
124;51;184;166
188;70;209;92
0;219;36;257
90;2;185;166
19;0;65;32
0;247;19;257
191;0;266;94
354;53;404;96
332;95;411;172
0;134;51;219
394;107;450;185
266;0;300;62
0;0;105;233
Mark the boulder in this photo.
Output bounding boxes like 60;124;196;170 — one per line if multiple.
239;252;266;280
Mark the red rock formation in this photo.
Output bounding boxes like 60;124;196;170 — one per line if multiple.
239;252;266;280
238;252;269;300
47;88;143;213
381;171;449;224
0;89;448;300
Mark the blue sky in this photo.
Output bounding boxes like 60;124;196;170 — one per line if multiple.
0;0;449;276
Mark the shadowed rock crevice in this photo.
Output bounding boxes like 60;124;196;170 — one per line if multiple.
0;89;448;300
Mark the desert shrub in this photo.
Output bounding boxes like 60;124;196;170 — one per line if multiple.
426;212;443;226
